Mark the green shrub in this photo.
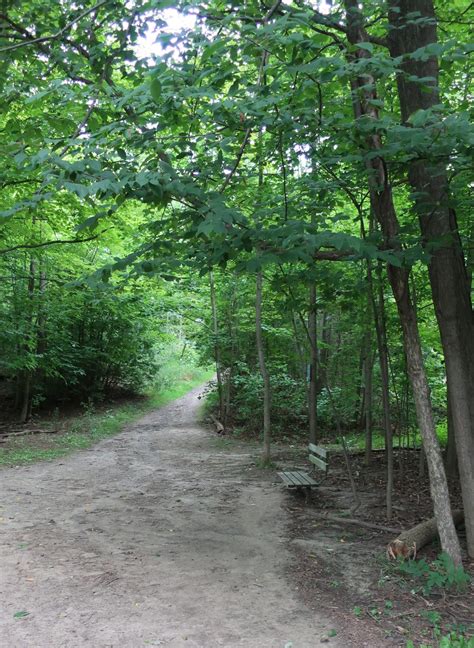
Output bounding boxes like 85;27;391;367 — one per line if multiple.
225;362;308;437
396;553;470;596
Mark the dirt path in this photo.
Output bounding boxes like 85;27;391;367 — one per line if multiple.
1;387;351;648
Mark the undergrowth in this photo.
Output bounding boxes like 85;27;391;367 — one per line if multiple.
0;365;213;466
394;553;470;596
381;554;473;648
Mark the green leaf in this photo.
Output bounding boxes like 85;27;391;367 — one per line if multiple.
356;42;374;54
75;214;102;232
150;78;162;104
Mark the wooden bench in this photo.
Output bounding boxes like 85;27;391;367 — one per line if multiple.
277;443;328;495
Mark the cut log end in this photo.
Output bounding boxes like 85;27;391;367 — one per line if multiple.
386;538;417;561
386;509;463;561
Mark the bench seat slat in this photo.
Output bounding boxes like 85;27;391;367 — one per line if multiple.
278;471;300;486
291;471;313;486
277;471;317;487
279;472;315;486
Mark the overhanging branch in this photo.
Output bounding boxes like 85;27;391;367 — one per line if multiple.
0;231;108;255
0;1;109;53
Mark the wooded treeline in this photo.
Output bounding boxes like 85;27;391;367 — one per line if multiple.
0;0;472;562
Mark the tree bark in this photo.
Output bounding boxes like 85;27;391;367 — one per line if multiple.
344;0;462;564
367;257;394;515
19;255;36;423
376;262;394;521
256;271;271;464
308;282;318;444
290;311;306;381
210;271;224;424
321;514;402;535
356;342;365;429
387;0;474;558
316;312;330;395
363;330;374;466
445;386;458;479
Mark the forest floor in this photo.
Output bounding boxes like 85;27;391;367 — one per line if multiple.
0;386;471;648
272;447;473;648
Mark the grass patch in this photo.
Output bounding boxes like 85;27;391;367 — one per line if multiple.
0;366;213;467
328;430;387;451
324;422;449;453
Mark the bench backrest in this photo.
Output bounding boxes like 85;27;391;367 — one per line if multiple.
307;443;328;473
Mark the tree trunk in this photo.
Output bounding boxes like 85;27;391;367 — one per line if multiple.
367;258;393;516
344;0;462;563
356;342;366;430
290;311;306;381
19;372;31;424
316;312;330;395
223;276;239;430
390;263;462;563
19;255;36;423
376;262;394;521
387;0;474;559
445;386;458;479
363;332;374;466
210;271;224;424
256;271;271;464
361;221;375;465
308;282;318;444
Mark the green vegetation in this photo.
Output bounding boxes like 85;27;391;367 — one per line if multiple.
0;0;473;640
394;553;471;597
407;632;474;648
0;365;211;466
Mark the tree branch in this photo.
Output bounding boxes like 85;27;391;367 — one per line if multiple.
0;1;109;53
0;231;108;255
0;13;93;85
219;0;282;193
314;250;353;261
291;0;348;34
0;178;41;191
290;2;387;47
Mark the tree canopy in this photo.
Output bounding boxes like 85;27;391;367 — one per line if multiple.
0;0;473;563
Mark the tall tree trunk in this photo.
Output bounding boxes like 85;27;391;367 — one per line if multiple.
344;0;462;563
390;263;463;562
316;313;330;395
361;280;375;465
361;218;375;464
387;0;474;558
308;282;318;444
37;267;47;356
210;271;224;424
290;311;306;381
19;255;36;423
223;276;238;430
368;260;394;519
445;386;458;479
256;271;271;464
363;340;373;466
376;263;394;520
356;342;366;430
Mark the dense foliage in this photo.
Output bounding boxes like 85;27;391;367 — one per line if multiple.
0;0;473;561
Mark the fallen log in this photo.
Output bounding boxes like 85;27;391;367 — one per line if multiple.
209;414;225;435
319;513;402;535
387;509;464;560
0;428;46;438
